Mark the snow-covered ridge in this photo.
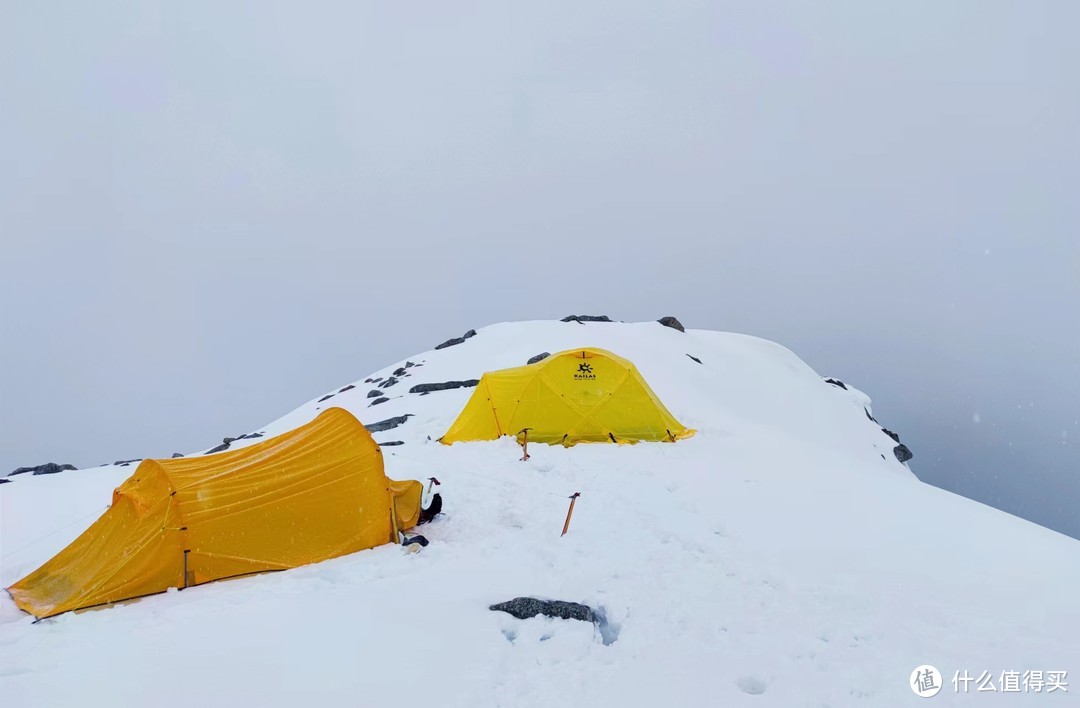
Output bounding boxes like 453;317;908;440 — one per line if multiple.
258;319;914;473
2;319;1077;706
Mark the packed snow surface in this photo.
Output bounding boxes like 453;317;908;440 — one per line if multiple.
2;321;1077;706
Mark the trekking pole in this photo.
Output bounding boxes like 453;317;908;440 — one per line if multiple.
561;492;581;536
519;428;532;462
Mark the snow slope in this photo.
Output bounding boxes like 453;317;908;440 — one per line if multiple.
2;320;1077;706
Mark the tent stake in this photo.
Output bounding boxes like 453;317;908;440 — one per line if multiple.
561;492;581;537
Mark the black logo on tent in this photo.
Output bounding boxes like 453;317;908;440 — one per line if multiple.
574;362;596;380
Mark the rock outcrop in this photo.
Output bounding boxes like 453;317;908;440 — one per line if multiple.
490;597;595;623
9;463;77;477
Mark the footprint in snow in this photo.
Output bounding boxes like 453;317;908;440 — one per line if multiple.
737;675;768;695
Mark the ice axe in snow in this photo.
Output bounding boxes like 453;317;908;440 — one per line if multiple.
561;492;581;537
427;476;441;494
518;428;533;462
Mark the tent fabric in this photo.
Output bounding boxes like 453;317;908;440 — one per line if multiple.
8;408;421;619
440;347;694;445
389;479;424;536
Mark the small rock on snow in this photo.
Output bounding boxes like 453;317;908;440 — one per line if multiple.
408;380;479;394
434;329;478;350
490;597;595;623
365;415;414;433
560;315;611;323
9;462;77;477
657;316;685;332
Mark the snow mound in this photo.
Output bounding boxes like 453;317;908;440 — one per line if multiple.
2;320;1077;706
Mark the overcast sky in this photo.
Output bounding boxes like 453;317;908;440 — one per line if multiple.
2;2;1077;539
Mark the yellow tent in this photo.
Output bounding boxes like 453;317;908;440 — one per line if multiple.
440;347;694;445
7;408;423;619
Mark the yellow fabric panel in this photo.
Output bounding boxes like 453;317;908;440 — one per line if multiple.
389;479;424;531
8;408;422;618
440;348;694;445
8;467;181;618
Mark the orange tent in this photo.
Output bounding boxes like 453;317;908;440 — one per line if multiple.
7;407;422;618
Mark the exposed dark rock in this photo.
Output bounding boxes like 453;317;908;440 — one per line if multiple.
560;315;611;323
0;478;10;484
236;432;264;440
9;462;77;477
317;394;335;403
686;354;702;364
367;389;383;398
435;337;466;350
435;329;477;350
404;361;417;368
171;453;184;458
490;597;595;623
393;367;408;377
379;441;404;447
113;459;142;467
338;384;356;393
865;408;878;423
527;352;551;365
824;378;847;390
369;397;389;406
205;442;230;454
881;428;900;443
380;376;399;389
408;380;479;394
658;316;685;332
222;437;238;445
365;415;414;433
370;377;382;384
894;444;913;463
